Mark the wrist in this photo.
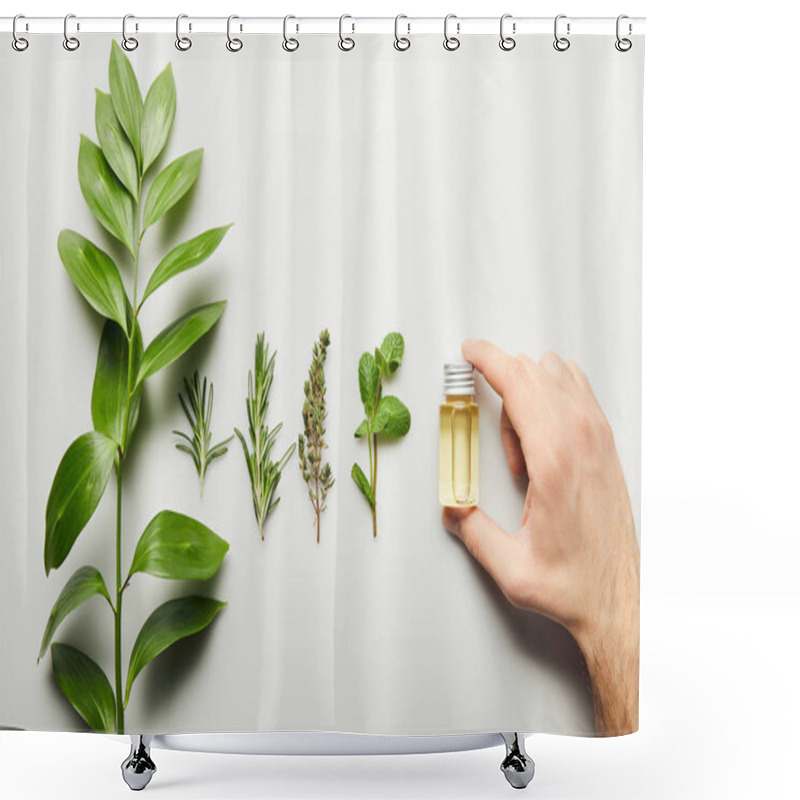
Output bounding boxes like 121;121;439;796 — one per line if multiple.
572;546;640;735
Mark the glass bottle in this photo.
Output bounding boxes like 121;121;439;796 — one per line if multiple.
438;363;479;506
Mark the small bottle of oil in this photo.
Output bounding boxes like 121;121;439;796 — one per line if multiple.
438;363;479;507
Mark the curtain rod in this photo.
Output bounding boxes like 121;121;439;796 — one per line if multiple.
1;16;646;37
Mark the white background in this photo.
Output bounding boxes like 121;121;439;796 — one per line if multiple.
1;0;798;798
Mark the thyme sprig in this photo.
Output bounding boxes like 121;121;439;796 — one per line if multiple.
235;333;295;539
174;371;233;497
298;330;334;543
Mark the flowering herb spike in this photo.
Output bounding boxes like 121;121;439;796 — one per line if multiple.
298;330;334;543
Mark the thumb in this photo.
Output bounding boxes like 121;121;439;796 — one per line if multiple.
442;506;522;602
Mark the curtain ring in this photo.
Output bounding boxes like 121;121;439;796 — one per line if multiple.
394;14;411;51
499;13;515;51
226;15;243;51
553;14;570;52
338;14;355;51
12;14;29;51
443;14;460;51
63;14;80;51
176;14;192;51
122;14;138;51
615;14;632;52
282;15;299;52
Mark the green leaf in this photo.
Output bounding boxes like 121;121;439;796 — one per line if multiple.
141;225;232;305
358;352;379;413
51;643;116;733
136;301;226;387
39;567;111;662
45;432;118;575
141;63;176;174
78;135;135;254
95;90;138;198
91;319;143;448
380;332;404;374
57;230;129;331
351;463;375;508
142;149;203;230
128;510;229;582
374;347;387;374
125;595;225;706
354;419;368;438
373;395;411;438
109;39;143;163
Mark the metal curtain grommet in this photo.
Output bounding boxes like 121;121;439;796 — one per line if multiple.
499;13;515;51
338;14;355;51
12;14;29;51
443;14;460;51
122;14;138;51
226;15;243;51
615;14;632;51
176;14;192;50
553;14;570;51
394;14;410;51
282;15;299;52
63;14;80;51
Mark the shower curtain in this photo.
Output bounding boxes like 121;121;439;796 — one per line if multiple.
0;28;643;738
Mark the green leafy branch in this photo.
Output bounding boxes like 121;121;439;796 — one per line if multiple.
351;332;411;537
298;330;334;543
235;333;295;539
174;371;233;497
40;41;231;734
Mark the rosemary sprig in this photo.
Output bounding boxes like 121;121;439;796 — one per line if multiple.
235;333;295;539
298;330;334;543
173;371;233;497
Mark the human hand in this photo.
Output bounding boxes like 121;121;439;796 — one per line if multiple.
442;339;640;735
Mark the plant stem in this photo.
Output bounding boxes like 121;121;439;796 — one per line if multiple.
114;186;143;735
114;454;124;734
371;434;378;537
315;472;321;544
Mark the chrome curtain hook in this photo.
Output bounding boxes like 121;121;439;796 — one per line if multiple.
499;13;516;51
282;15;299;52
122;14;138;51
553;14;570;52
338;14;355;51
394;14;410;51
12;14;29;51
615;14;632;51
443;14;460;51
226;15;243;52
176;13;192;51
63;14;80;51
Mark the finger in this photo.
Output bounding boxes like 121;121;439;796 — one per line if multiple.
566;359;591;392
463;339;536;434
566;359;603;410
501;404;526;477
461;339;514;399
442;506;522;600
539;350;575;388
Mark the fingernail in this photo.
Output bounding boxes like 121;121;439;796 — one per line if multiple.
442;508;461;535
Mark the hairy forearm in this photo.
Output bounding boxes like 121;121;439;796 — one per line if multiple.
575;544;640;736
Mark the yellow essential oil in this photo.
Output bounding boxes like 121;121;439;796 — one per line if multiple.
438;363;479;506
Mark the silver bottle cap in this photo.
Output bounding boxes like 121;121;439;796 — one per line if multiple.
443;362;475;395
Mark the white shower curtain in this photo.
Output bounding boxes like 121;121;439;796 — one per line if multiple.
0;30;643;736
